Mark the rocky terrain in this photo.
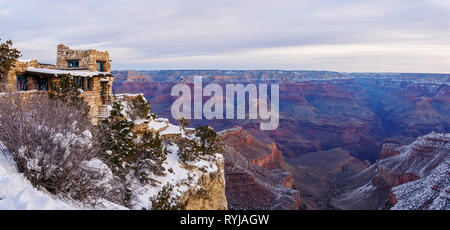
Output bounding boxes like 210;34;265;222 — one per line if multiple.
332;132;449;210
221;127;284;170
219;128;300;210
283;148;370;209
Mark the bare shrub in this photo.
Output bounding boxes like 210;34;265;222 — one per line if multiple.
0;94;124;206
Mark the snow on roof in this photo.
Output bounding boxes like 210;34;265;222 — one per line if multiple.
18;58;38;62
26;67;111;78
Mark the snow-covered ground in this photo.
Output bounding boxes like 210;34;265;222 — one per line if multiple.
128;143;221;209
391;158;449;210
0;118;221;210
0;148;129;210
0;94;222;210
0;143;77;210
112;96;221;209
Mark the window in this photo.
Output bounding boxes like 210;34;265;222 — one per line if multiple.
86;78;93;90
38;78;48;91
74;77;93;91
96;61;105;72
75;77;83;89
17;76;28;91
68;60;80;68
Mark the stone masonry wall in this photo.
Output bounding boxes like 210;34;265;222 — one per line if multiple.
4;59;40;93
56;44;111;72
80;76;114;125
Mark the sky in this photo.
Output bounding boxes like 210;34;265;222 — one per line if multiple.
1;0;450;73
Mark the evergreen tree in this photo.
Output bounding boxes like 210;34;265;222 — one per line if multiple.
150;184;184;210
130;94;150;120
0;39;21;89
48;74;90;115
177;137;199;162
179;117;190;131
133;130;167;180
139;131;166;164
99;101;137;174
195;125;220;155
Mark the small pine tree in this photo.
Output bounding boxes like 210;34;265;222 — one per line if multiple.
133;130;168;180
99;101;137;174
0;39;21;89
130;94;150;120
179;117;190;131
195;125;221;155
150;184;184;210
177;137;199;162
48;74;90;115
139;131;166;164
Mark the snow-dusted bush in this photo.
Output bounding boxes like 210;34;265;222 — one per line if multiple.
195;126;222;155
0;94;123;206
133;131;167;181
149;183;184;210
128;94;151;121
48;74;90;116
98;101;138;176
176;137;200;163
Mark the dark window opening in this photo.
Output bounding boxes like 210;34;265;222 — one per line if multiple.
68;60;80;68
38;78;49;91
75;77;83;89
74;77;93;91
100;81;106;95
86;78;93;90
96;61;105;72
17;76;28;91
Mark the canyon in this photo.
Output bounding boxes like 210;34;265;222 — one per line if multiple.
220;127;300;210
113;70;450;162
112;70;450;209
332;132;449;210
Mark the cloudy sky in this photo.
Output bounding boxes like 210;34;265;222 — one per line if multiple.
1;0;450;72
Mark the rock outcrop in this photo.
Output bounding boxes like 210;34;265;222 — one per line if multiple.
220;127;284;169
222;144;301;210
333;132;449;210
183;156;228;210
378;143;401;160
219;128;300;210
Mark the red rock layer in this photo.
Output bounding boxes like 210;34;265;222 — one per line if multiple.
221;127;284;170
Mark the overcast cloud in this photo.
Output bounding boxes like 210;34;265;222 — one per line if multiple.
1;0;450;72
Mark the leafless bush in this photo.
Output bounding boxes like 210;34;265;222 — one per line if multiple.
0;94;125;206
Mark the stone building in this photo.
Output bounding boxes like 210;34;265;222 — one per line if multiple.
1;44;114;125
